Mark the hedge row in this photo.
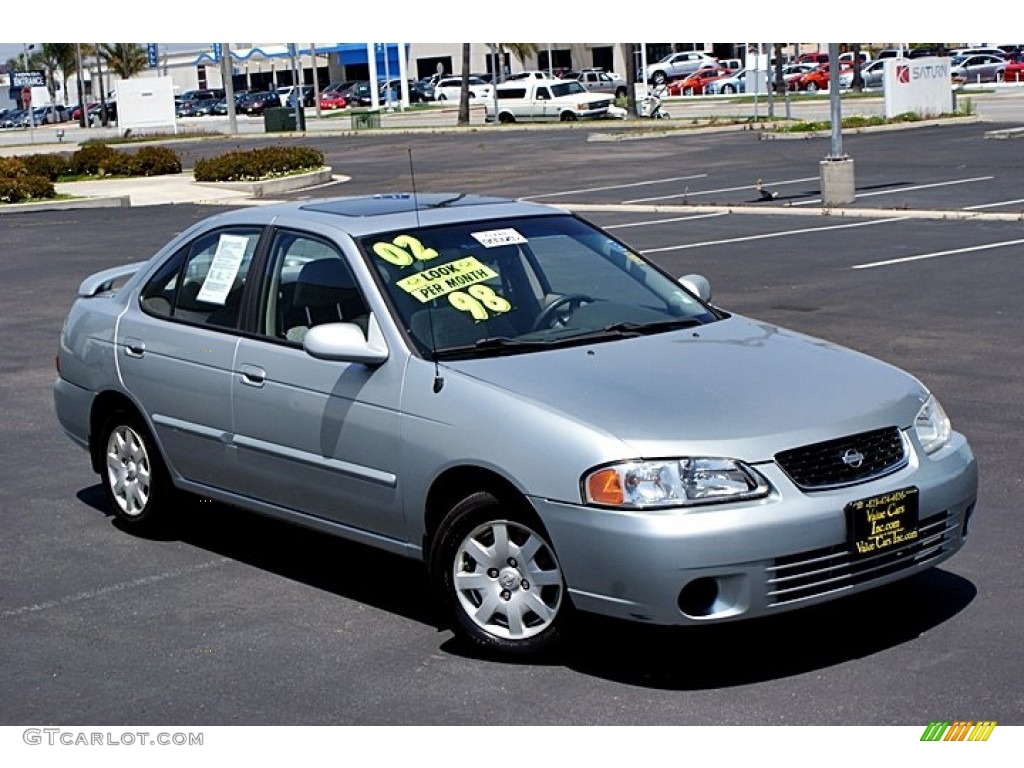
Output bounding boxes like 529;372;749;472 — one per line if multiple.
193;146;324;182
2;143;324;204
0;144;183;203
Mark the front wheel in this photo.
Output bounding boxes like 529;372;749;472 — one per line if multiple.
683;86;695;95
559;111;578;122
723;84;737;94
430;492;568;656
99;410;174;532
652;71;667;86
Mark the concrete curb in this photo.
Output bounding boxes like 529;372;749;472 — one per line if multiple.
0;194;131;214
197;167;336;197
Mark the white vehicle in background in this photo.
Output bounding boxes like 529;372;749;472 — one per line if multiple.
486;78;611;123
433;76;494;102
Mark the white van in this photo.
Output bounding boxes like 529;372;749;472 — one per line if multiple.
486;78;611;123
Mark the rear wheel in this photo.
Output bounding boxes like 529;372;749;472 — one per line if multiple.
805;81;820;92
99;410;174;533
430;491;568;656
498;112;516;124
683;86;695;95
723;84;737;94
652;71;667;86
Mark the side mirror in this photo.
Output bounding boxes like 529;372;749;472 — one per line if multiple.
303;313;388;365
679;274;712;302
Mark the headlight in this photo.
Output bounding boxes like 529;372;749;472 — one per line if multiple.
915;394;952;455
584;458;771;509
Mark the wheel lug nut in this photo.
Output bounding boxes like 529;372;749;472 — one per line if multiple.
487;568;499;578
521;580;530;590
507;558;517;567
500;590;511;601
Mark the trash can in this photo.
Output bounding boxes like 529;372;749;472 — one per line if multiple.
263;107;296;132
350;109;381;130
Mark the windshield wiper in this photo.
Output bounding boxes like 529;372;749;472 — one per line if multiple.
432;336;553;360
582;317;704;339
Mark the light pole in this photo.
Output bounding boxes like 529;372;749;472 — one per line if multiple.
22;43;36;138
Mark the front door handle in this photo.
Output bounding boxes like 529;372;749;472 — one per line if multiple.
239;364;266;387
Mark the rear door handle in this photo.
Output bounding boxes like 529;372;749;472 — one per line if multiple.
124;337;145;358
239;364;266;387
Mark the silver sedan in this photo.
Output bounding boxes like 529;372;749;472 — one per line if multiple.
54;194;978;656
950;54;1008;83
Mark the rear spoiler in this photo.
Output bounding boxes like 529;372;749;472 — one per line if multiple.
77;261;147;297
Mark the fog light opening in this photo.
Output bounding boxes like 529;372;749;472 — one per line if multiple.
677;577;720;618
962;502;976;537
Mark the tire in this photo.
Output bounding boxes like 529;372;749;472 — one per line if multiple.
615;86;627;98
498;112;516;124
652;71;667;86
429;491;568;656
559;111;578;122
723;84;736;94
438;93;447;101
99;409;174;533
683;86;695;96
805;82;820;92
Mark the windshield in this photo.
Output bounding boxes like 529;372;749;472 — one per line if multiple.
359;214;719;359
550;81;588;97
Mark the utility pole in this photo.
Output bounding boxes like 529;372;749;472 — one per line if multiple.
220;43;237;135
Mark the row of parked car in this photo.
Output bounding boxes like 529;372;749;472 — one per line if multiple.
0;101;116;129
648;45;1024;97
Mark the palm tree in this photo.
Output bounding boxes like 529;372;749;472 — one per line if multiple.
499;43;539;75
38;44;76;115
99;43;148;80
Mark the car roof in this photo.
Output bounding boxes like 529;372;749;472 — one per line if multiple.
199;194;564;238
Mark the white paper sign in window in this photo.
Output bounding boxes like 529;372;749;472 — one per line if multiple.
470;228;527;248
196;234;249;305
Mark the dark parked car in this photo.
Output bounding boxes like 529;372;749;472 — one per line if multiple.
379;79;430;104
177;98;220;117
239;91;282;116
287;85;316;108
88;101;117;126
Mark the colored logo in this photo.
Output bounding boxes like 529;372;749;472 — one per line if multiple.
921;721;996;741
896;65;910;84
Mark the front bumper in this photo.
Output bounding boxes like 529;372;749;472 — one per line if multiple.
532;431;978;626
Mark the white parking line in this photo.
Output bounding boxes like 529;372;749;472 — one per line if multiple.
852;238;1024;269
625;176;820;204
640;217;901;254
521;174;709;200
963;198;1024;211
790;175;997;207
605;212;731;229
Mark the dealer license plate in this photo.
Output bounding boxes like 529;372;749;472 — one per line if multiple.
846;487;920;557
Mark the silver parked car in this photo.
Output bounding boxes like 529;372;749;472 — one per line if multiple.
54;194;978;656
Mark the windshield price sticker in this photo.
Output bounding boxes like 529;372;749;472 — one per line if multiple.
471;228;527;248
846;486;920;556
196;234;249;305
397;257;498;303
372;234;440;267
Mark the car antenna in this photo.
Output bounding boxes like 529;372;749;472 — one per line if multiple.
408;148;445;393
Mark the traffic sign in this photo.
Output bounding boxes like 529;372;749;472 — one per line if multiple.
21;88;31;107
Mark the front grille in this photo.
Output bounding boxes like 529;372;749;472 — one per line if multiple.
775;426;907;490
766;511;954;606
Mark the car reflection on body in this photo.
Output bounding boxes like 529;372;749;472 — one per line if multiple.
54;194;978;656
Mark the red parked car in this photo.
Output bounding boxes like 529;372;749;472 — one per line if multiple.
1004;60;1024;82
318;92;348;110
797;63;852;92
667;67;733;96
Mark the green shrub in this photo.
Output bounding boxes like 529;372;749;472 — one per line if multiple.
133;145;182;176
0;157;28;178
68;143;124;176
67;143;182;178
21;153;71;181
193;146;324;182
0;175;55;202
17;174;56;199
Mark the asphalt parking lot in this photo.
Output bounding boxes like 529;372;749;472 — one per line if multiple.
1;120;1022;727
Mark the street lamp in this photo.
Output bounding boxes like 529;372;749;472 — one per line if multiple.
22;43;36;136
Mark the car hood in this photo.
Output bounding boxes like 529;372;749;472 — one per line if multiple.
442;315;926;460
